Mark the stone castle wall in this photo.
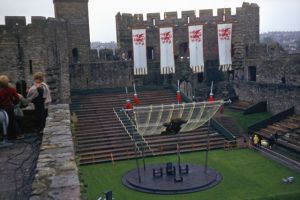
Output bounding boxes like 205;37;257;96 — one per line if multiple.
233;43;300;114
69;61;133;89
0;16;70;103
256;53;300;86
233;82;300;114
116;2;259;70
30;104;80;200
237;43;300;86
69;59;225;90
54;0;91;64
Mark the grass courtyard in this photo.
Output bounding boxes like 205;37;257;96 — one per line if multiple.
222;108;272;132
80;149;300;200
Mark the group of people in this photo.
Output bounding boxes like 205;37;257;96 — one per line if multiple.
0;72;51;141
252;133;278;149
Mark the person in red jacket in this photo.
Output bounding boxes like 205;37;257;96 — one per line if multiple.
0;75;20;140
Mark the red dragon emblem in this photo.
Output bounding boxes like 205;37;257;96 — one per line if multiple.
160;31;172;44
219;28;231;40
133;33;145;45
189;29;202;42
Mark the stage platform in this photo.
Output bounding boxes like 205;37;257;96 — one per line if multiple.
122;163;222;194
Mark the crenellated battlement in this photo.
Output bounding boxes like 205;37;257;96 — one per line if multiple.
1;16;66;28
116;2;259;25
116;2;259;65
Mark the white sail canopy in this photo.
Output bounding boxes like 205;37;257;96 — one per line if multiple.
133;100;223;136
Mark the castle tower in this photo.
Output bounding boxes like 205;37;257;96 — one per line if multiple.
53;0;90;63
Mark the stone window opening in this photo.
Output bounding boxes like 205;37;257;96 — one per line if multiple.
29;59;33;74
147;47;155;60
72;48;79;63
179;42;189;58
248;66;256;82
245;45;249;57
187;16;190;24
152;19;156;26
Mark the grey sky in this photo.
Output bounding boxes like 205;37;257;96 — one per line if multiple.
0;0;300;42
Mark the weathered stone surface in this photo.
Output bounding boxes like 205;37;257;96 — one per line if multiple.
233;81;300;114
116;3;259;66
31;181;47;195
0;141;39;200
30;104;81;200
0;17;70;103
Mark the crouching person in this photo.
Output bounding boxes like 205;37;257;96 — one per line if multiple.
14;93;29;139
27;72;51;135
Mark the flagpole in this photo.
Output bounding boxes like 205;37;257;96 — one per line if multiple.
133;82;140;105
133;82;136;94
177;80;180;105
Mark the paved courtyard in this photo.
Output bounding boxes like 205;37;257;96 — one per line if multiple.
0;137;40;200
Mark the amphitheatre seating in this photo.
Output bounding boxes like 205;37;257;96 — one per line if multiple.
229;100;253;111
255;114;300;152
71;89;226;165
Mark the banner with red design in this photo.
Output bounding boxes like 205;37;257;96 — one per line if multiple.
132;29;147;75
217;24;232;71
188;25;204;73
160;27;175;74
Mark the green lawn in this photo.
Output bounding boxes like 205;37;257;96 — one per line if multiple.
223;108;272;132
80;149;300;200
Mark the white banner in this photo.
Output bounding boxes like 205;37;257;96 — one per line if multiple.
132;29;147;75
188;25;204;73
160;27;175;74
217;24;232;71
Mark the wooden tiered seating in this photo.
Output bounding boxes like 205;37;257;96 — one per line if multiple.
71;89;226;165
255;114;300;152
145;127;225;155
229;100;253;111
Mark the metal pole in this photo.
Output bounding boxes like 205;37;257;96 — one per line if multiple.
134;141;141;183
142;144;146;171
177;133;181;168
204;119;211;174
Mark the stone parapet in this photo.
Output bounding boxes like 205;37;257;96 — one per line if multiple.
233;81;300;114
30;104;80;200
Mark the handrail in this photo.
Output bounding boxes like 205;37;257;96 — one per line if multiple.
113;108;154;155
211;118;236;141
248;107;295;134
113;108;133;141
